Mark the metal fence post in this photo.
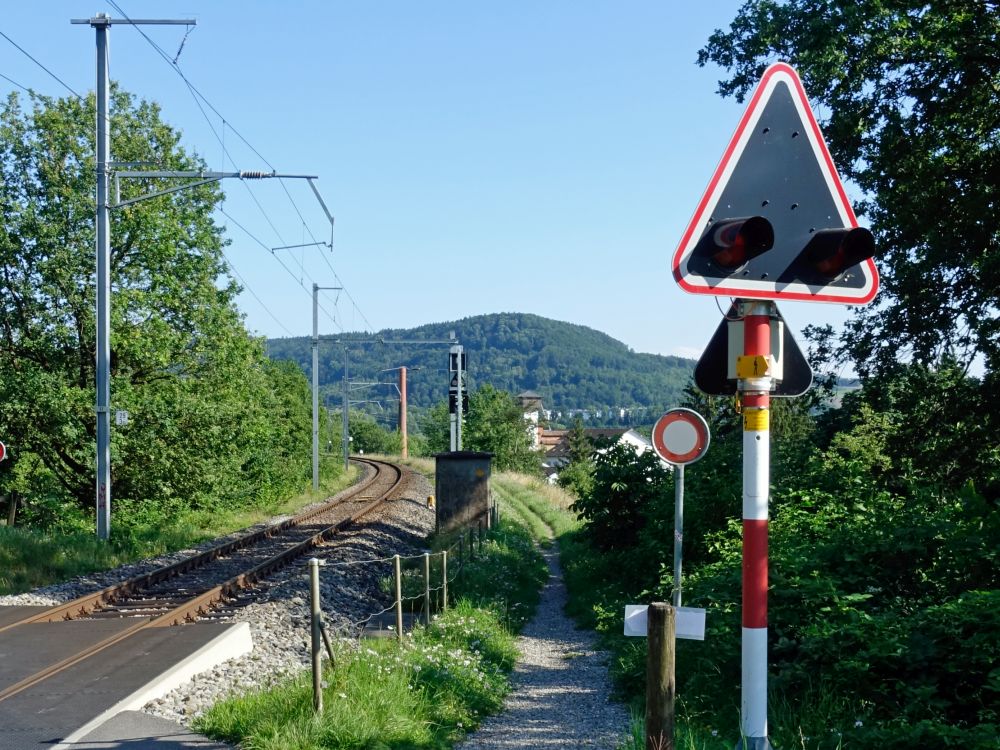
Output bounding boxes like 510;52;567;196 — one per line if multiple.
442;550;448;611
423;552;431;626
309;558;323;714
394;554;403;643
469;527;475;560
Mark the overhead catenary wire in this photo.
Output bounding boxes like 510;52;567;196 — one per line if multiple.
0;71;31;93
221;250;295;337
219;207;341;331
106;0;377;336
0;29;84;100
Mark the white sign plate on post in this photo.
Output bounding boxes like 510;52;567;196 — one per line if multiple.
623;604;706;640
115;410;129;426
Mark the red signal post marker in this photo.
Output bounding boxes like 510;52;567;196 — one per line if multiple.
739;301;774;750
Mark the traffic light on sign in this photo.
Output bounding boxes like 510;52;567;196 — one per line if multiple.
673;63;879;305
691;216;774;273
792;227;876;284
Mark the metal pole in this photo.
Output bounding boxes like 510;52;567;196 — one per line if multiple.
442;550;448;611
672;464;684;608
312;284;319;491
309;558;323;714
399;367;408;459
94;15;112;541
342;348;350;471
456;346;464;451
393;554;403;642
738;300;774;750
423;552;431;626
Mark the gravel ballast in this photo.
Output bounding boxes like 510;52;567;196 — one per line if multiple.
0;471;437;725
1;472;630;748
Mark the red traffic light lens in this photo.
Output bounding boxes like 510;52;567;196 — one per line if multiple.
800;227;875;279
698;216;774;268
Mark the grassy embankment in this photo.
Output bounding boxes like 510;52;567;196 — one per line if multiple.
0;457;357;595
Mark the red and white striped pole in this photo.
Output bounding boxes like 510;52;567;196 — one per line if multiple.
738;300;774;750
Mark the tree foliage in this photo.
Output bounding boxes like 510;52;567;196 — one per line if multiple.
0;90;315;528
567;363;1000;746
269;313;696;426
698;1;1000;377
464;384;539;473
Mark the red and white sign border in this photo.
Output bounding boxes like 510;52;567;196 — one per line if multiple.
671;62;878;304
651;408;710;466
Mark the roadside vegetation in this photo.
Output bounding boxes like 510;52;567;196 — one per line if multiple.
560;372;1000;749
195;479;552;750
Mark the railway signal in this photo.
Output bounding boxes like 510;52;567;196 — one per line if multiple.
673;62;881;750
673;62;879;304
0;441;6;462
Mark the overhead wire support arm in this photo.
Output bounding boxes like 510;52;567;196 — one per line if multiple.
111;170;318;209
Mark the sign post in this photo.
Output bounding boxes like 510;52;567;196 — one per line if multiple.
739;301;774;748
651;408;711;607
671;62;881;750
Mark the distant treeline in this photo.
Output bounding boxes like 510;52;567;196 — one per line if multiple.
266;312;696;427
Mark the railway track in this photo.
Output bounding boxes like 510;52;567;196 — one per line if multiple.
0;456;408;703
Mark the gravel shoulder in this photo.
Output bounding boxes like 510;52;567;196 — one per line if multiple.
456;543;629;749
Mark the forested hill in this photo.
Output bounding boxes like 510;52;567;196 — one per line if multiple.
267;313;695;426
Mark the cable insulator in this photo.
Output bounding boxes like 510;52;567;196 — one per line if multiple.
239;170;271;179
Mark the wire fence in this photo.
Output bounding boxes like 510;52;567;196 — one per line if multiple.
303;515;500;712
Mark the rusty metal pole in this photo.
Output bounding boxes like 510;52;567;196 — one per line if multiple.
645;602;676;750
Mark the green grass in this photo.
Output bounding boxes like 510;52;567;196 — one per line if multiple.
196;508;550;750
196;601;517;750
0;458;358;595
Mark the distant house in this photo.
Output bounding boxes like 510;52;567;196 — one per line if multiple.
537;427;655;483
517;390;545;449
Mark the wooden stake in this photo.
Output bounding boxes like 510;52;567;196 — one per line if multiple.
645;602;675;750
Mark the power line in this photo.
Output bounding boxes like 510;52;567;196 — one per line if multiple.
219;207;340;330
107;0;367;335
221;250;296;337
0;29;84;100
0;71;30;93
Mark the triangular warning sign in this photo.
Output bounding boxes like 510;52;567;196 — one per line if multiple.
672;63;878;304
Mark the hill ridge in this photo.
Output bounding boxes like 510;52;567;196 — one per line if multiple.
266;312;694;426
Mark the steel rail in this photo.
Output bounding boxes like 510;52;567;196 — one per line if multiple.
0;458;404;704
0;458;384;633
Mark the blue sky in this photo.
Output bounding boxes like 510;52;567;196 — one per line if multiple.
3;2;860;362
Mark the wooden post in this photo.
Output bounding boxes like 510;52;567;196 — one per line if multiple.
6;493;18;527
394;554;403;643
442;550;448;611
423;552;431;626
645;602;676;750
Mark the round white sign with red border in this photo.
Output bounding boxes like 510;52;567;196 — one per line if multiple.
652;409;710;466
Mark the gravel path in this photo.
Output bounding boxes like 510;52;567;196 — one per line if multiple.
457;544;629;749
